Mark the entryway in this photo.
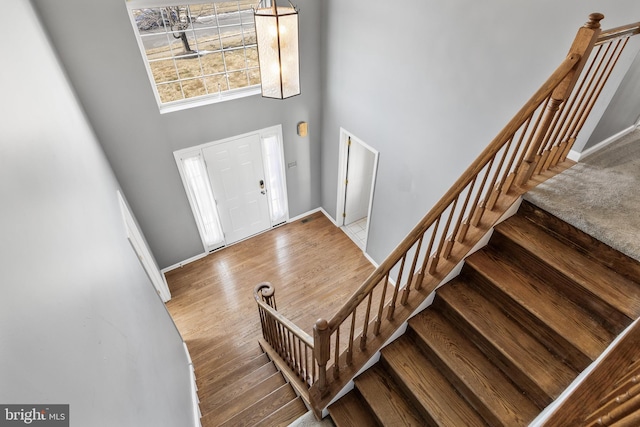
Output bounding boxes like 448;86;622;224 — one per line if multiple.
336;129;379;251
174;125;289;253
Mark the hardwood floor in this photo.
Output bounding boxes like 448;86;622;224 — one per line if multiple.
165;211;375;424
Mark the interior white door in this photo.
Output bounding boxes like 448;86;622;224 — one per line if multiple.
203;134;271;244
344;139;376;225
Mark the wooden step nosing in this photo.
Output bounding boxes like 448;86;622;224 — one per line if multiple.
202;371;286;424
252;397;308;427
354;365;427;426
328;391;380;427
218;383;298;427
434;286;565;407
465;251;611;365
198;351;271;389
495;216;640;320
380;337;487;426
519;200;640;284
408;312;540;426
202;360;279;411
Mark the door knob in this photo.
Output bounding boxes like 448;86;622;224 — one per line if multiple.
259;179;265;189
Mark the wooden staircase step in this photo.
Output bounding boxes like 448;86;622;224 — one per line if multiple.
381;335;487;426
201;359;278;411
518;200;640;283
354;364;427;426
193;339;262;377
328;391;380;427
202;371;286;424
409;309;540;426
252;397;308;427
495;214;640;325
197;345;268;391
466;248;613;369
193;340;265;389
436;279;577;407
218;383;299;427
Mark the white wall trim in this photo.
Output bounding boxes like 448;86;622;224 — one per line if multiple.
161;204;378;278
288;207;322;223
118;191;172;302
568;123;638;161
319;207;337;226
335;128;379;241
161;252;209;274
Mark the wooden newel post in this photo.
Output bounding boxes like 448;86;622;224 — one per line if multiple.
314;318;330;397
516;12;604;186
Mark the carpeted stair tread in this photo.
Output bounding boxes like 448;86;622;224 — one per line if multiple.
328;391;380;427
517;200;640;283
201;358;278;412
252;397;308;427
524;128;640;263
436;279;577;407
495;214;640;321
466;248;612;368
217;383;299;427
202;371;286;424
381;334;487;426
409;309;540;426
354;364;427;426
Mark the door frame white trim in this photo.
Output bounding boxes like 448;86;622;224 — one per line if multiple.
174;125;289;252
336;128;379;249
117;191;172;302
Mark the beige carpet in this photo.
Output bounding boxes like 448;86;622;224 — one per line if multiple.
525;128;640;262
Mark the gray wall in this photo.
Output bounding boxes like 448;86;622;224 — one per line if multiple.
32;0;323;269
585;49;640;150
320;0;640;263
0;2;194;425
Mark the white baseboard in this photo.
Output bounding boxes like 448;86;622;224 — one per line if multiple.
161;252;208;274
163;207;331;274
569;124;638;161
288;207;322;223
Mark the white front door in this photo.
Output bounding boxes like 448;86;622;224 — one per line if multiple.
203;134;272;245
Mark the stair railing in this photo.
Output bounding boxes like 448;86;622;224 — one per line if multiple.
254;282;316;391
252;13;640;416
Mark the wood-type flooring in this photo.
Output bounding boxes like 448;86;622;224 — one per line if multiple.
165;211;374;425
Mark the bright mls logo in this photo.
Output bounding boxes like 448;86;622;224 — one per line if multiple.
0;405;68;426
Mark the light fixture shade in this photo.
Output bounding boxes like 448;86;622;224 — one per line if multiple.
254;4;300;99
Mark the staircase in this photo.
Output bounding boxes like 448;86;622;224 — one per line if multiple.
329;200;640;426
198;343;307;427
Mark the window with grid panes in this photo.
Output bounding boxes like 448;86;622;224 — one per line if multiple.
127;1;262;113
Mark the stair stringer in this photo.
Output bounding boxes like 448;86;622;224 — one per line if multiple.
531;317;640;426
319;197;524;418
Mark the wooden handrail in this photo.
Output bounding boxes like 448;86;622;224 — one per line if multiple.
325;56;583;334
254;291;314;349
252;12;640;418
254;282;316;395
596;21;640;44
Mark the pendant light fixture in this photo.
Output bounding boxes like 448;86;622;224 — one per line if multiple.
254;0;300;99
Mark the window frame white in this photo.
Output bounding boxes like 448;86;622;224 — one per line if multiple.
125;0;263;114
